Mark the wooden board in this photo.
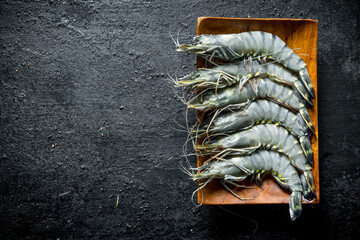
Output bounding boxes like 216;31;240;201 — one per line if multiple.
196;17;319;205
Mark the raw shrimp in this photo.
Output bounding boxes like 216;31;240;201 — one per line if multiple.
177;31;315;98
196;99;315;141
193;150;303;221
188;77;309;115
178;60;313;106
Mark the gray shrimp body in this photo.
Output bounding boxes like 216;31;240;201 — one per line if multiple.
193;150;303;221
198;99;315;138
190;77;308;114
198;124;316;200
179;60;312;106
177;31;315;98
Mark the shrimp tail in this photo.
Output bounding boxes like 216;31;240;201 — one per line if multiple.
289;191;302;221
294;81;313;107
301;171;317;201
299;136;314;165
297;113;313;137
299;108;315;136
299;68;315;99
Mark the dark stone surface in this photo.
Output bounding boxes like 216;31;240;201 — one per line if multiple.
0;0;359;239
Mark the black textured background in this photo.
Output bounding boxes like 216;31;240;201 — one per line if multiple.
1;0;359;239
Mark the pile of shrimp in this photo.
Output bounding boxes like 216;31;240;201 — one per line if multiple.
172;31;316;221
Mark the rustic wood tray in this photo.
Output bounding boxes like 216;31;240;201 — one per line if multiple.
196;17;319;205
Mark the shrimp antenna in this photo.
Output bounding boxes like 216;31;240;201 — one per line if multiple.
169;125;190;133
191;177;213;207
165;70;193;107
170;116;188;130
169;29;181;48
170;112;196;132
181;106;197;173
167;71;180;86
178;160;193;177
176;29;181;47
182;107;210;173
217;206;258;233
170;86;188;105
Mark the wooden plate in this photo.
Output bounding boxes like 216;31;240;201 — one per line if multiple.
196;17;319;205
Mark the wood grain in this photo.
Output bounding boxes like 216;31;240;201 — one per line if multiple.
195;17;319;205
